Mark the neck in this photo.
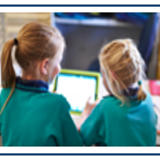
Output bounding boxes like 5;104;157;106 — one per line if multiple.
22;74;37;81
22;73;49;84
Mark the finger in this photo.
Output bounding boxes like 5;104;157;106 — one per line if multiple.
87;96;91;103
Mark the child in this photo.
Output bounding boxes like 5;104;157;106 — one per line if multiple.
0;22;83;146
78;39;157;146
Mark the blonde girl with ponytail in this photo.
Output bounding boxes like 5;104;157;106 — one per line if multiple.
0;22;83;146
79;39;157;146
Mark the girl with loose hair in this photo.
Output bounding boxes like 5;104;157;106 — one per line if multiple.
0;22;83;146
78;39;157;146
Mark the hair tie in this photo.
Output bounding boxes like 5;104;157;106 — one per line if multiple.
138;81;142;85
14;38;18;45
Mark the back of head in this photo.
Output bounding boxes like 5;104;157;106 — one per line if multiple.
0;22;65;116
1;22;65;88
99;39;146;103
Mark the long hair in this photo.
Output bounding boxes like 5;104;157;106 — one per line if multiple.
99;39;146;104
1;22;65;115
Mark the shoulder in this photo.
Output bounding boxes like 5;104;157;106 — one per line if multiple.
140;91;154;109
145;91;152;102
93;95;117;113
101;95;117;103
0;88;12;102
99;95;118;108
1;88;12;95
40;92;71;111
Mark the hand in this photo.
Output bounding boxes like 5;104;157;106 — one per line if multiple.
83;97;100;117
76;97;100;131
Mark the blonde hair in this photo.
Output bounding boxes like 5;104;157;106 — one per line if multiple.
99;39;146;104
0;22;65;115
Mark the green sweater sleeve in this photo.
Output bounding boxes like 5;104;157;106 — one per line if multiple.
80;103;105;146
60;97;83;146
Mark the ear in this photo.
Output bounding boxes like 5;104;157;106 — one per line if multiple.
40;58;50;75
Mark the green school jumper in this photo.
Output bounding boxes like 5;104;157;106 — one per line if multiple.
80;91;157;146
0;77;83;146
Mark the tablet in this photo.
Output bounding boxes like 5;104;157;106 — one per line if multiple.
53;69;100;114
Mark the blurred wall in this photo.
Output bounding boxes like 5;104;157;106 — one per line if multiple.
56;23;142;71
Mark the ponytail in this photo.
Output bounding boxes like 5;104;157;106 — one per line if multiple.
137;81;146;101
99;39;147;104
1;39;16;88
0;39;16;115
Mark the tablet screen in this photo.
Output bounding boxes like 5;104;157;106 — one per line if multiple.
55;73;97;113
